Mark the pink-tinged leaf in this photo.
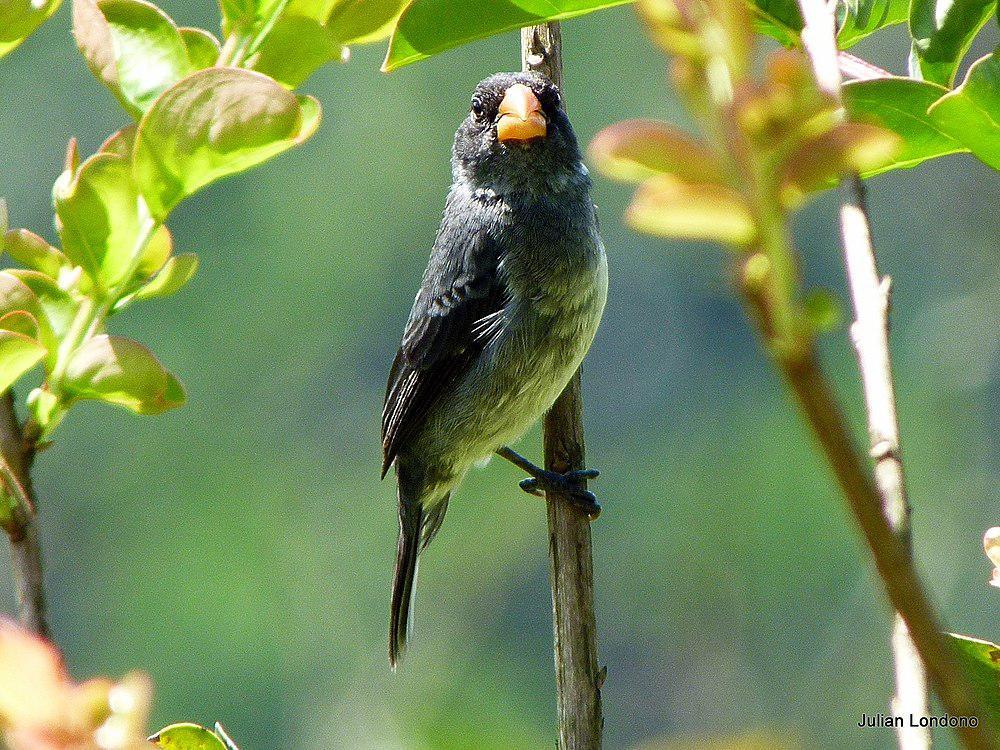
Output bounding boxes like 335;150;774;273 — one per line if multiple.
627;176;757;246
590;120;724;184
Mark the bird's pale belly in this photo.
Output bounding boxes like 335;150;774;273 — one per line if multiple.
412;256;607;493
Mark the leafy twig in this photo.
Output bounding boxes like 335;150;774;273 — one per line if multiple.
522;22;604;750
795;0;930;746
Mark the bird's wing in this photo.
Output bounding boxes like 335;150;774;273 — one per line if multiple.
381;212;508;477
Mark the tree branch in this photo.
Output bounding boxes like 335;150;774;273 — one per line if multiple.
0;392;49;638
522;22;604;750
795;1;931;746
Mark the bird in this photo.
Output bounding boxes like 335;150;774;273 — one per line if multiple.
381;71;608;667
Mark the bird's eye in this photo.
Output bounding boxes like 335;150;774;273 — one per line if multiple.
471;98;485;119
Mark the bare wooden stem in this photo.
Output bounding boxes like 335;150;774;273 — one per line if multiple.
0;392;49;638
795;0;931;746
522;22;604;750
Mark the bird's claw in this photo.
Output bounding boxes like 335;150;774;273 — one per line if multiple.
517;469;601;519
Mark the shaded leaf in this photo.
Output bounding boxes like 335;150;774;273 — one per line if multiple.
64;334;185;414
3;228;70;279
0;0;62;59
749;0;802;47
133;68;322;218
948;634;1000;728
627;176;757;245
837;0;908;47
780;122;901;205
180;26;221;68
152;723;228;749
589;119;724;183
908;0;996;85
383;0;632;71
249;14;340;88
73;0;194;118
803;289;844;333
53;151;150;289
928;52;1000;170
843;77;968;174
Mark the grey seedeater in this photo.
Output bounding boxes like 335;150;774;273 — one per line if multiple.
382;72;608;667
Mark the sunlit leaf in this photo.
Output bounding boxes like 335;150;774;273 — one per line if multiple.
780;122;901;205
131;253;199;302
837;0;908;47
927;52;1000;170
626;176;757;245
99;124;138;157
133;68;322;218
589;119;725;183
0;0;62;59
135;225;173;278
748;0;802;47
73;0;194;118
0;310;40;339
383;0;632;71
180;27;221;68
325;0;409;43
53;151;151;288
152;723;228;749
63;334;185;414
843;77;968;174
908;0;996;85
6;270;78;368
0;332;46;394
249;14;340;88
0;271;56;367
635;0;703;57
948;634;1000;728
3;228;70;279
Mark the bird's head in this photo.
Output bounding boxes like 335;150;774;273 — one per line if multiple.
452;72;585;195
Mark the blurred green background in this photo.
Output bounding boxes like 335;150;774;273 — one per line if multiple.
1;5;997;748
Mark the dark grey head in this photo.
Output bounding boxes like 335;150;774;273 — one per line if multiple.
452;72;585;195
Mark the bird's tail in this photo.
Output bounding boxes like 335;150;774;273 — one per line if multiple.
389;492;450;669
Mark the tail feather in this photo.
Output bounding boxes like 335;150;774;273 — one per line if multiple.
389;501;422;669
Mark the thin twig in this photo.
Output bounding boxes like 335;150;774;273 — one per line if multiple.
795;1;931;746
0;392;49;638
522;23;604;750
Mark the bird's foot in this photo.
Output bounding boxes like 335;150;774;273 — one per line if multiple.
496;446;601;519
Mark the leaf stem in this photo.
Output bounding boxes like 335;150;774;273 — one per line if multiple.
523;22;604;750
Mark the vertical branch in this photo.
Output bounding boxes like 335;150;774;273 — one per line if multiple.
794;0;929;745
0;392;49;638
522;23;604;750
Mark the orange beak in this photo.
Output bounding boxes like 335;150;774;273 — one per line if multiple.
496;84;547;143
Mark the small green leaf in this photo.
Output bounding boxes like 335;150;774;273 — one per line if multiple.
0;332;46;395
152;723;228;750
908;0;996;85
325;0;409;44
135;225;173;278
53;151;150;289
948;634;1000;728
0;271;56;366
63;335;185;414
383;0;632;71
73;0;195;118
133;68;321;218
589;119;725;184
837;0;908;48
99;124;138;157
626;176;757;246
249;14;340;88
133;253;198;300
928;52;1000;171
0;310;40;339
843;77;969;174
3;229;70;279
6;270;78;367
179;27;221;68
0;0;62;58
748;0;803;47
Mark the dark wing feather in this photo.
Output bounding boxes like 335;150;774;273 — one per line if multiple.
381;208;507;477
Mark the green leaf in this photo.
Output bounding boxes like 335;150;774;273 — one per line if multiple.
99;124;138;158
0;332;46;395
589;119;725;183
73;0;195;118
928;52;1000;170
843;77;969;174
180;27;221;68
3;229;70;279
63;335;185;414
837;0;908;48
626;176;757;246
948;634;1000;727
908;0;996;85
248;14;340;88
132;253;198;301
53;152;151;289
325;0;409;44
383;0;633;71
6;270;78;368
0;310;40;339
749;0;803;47
133;68;321;218
0;0;62;59
152;723;228;750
